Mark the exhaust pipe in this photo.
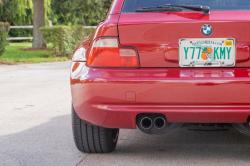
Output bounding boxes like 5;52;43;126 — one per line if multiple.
137;113;183;135
140;117;153;129
154;117;166;129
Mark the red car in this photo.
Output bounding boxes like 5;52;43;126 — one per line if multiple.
71;0;250;153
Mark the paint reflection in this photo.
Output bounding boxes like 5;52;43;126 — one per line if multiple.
180;70;235;78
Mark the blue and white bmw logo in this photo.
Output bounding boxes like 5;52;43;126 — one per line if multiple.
201;24;213;36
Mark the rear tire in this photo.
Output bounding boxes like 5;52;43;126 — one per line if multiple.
72;104;119;153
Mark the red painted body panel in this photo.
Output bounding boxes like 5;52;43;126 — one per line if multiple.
107;0;124;15
93;14;119;39
118;11;250;67
71;62;250;129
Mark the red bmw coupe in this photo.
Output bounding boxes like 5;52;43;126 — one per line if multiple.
71;0;250;153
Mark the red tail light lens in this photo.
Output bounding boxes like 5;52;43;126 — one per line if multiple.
87;38;139;68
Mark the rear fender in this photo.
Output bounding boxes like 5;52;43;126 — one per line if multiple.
72;14;120;61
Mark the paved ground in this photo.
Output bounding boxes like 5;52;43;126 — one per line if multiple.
1;61;250;166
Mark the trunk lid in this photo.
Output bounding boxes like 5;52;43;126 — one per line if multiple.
118;11;250;67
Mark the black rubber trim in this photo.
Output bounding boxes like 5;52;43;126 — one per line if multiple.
87;125;97;153
81;122;90;153
93;126;103;153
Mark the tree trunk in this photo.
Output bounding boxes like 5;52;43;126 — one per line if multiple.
32;0;46;48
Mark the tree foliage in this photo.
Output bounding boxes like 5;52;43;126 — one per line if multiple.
0;0;112;38
0;0;112;26
0;0;51;39
48;0;112;26
0;0;33;25
0;0;51;25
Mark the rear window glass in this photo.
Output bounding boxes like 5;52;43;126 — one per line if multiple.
122;0;250;13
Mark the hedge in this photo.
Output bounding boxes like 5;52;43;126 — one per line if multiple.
0;22;10;57
40;26;95;57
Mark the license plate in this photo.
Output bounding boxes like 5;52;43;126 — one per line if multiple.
179;38;236;67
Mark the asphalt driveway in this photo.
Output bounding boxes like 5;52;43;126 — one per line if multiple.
1;61;250;166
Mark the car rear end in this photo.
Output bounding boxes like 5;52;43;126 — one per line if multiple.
71;0;250;138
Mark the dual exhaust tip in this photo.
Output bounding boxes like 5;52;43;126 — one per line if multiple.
141;117;166;129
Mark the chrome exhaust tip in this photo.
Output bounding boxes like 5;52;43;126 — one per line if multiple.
154;117;166;129
140;117;153;129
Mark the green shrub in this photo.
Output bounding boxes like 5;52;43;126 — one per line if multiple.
0;22;10;56
40;26;95;57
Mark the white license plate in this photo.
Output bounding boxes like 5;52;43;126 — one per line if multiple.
179;38;236;67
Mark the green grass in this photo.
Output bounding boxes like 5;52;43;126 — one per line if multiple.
9;42;32;47
0;46;69;64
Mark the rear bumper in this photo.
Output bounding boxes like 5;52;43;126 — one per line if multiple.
70;62;250;129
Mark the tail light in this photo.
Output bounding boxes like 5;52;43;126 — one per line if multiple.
87;37;139;68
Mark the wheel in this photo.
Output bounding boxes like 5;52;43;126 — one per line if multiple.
71;103;119;153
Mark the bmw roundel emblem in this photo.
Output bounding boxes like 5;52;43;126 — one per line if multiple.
201;24;213;36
